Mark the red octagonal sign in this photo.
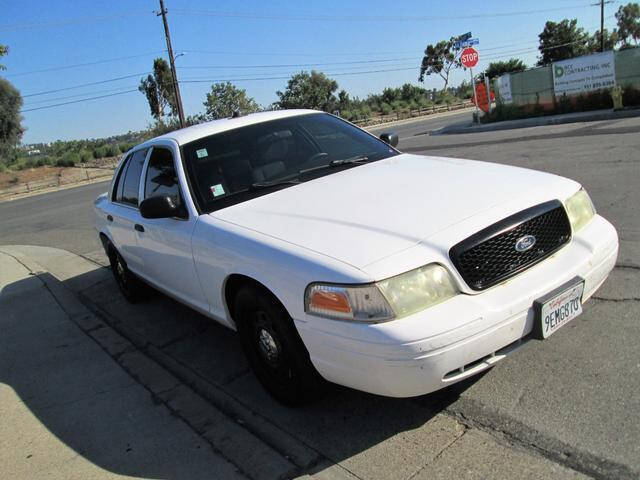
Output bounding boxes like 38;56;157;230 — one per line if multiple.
461;47;479;68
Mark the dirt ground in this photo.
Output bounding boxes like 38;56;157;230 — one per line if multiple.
0;157;119;190
0;166;66;189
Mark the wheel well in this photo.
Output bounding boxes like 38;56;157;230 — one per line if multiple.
99;232;116;261
224;274;279;322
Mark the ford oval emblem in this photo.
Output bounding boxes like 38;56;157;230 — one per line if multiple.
515;235;536;252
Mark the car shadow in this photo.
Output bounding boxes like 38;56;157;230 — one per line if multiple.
3;265;484;479
0;272;245;479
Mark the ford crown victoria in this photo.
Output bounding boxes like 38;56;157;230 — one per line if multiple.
95;110;618;404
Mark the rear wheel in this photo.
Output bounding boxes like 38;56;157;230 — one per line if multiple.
108;248;145;303
234;284;325;405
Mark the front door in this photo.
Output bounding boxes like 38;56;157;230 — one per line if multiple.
135;146;208;312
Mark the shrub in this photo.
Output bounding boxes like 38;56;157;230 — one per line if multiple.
79;150;93;163
359;105;372;119
55;158;75;167
118;142;134;153
417;97;432;108
93;146;107;159
15;158;38;170
103;144;119;157
391;100;405;111
57;152;79;167
340;109;354;121
380;103;392;115
622;85;640;106
35;156;53;167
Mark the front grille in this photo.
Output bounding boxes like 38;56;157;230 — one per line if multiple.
450;200;571;290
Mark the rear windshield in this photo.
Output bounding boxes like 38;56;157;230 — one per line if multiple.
181;113;397;213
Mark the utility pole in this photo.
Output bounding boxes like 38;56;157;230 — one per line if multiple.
158;0;186;128
592;0;614;52
600;0;605;52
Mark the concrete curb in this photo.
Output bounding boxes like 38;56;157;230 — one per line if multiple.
432;107;640;135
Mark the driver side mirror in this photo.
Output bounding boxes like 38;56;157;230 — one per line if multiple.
379;132;399;147
139;195;185;219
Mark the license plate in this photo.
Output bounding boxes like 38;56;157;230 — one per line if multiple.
533;277;585;340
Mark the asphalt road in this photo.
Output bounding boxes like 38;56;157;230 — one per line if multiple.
1;112;639;479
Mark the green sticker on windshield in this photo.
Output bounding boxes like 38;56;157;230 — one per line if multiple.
210;184;225;197
196;148;208;158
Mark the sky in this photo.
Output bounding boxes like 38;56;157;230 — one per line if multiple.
1;0;618;144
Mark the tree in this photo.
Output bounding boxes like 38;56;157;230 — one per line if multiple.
0;44;8;70
138;58;178;121
419;38;462;91
337;89;351;111
203;82;260;119
586;29;619;53
484;59;527;79
537;19;589;66
0;78;24;160
616;3;640;46
276;71;338;111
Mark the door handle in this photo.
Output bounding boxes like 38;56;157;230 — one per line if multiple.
134;224;145;233
106;214;113;222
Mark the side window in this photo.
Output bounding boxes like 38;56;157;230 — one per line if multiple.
118;149;148;206
111;153;131;202
144;147;181;202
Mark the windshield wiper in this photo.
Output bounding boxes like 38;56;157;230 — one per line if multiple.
248;179;301;191
298;155;371;175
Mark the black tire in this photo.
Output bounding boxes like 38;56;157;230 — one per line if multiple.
234;284;325;405
108;248;145;303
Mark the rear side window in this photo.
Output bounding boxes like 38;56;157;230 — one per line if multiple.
111;153;131;202
117;149;148;206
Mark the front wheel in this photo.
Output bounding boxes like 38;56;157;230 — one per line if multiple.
109;249;146;303
234;284;325;405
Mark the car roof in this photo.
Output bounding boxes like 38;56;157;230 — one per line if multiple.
140;109;320;148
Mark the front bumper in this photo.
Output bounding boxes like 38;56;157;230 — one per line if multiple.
294;214;618;397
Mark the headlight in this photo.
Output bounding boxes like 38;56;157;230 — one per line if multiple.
304;283;395;322
377;264;458;318
565;189;595;233
305;264;458;322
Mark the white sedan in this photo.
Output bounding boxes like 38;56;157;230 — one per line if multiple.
95;110;618;404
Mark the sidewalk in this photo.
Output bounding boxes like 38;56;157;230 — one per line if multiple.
0;250;246;480
433;107;640;135
0;245;592;480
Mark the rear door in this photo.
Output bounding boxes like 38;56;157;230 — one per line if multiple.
135;146;208;311
108;148;149;274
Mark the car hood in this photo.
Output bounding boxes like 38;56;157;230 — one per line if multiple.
210;154;578;271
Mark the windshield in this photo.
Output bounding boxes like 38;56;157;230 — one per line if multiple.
181;112;398;213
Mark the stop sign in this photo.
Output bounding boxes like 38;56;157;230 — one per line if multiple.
460;47;479;68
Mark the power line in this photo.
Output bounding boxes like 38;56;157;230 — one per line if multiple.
171;3;598;22
6;51;165;78
21;89;139;113
0;11;150;31
179;66;418;84
22;72;150;98
181;48;421;57
180;63;418;81
23;85;141;107
177;57;418;70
